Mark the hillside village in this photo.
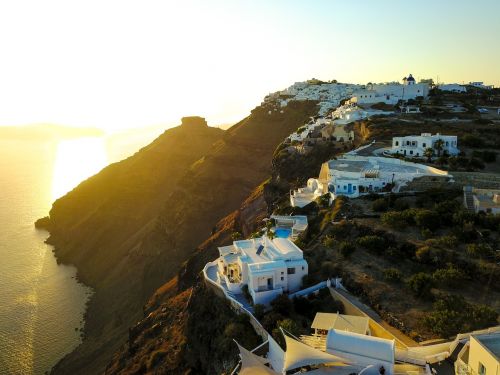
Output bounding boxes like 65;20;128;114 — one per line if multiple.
202;75;500;375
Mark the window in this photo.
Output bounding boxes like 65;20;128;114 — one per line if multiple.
395;141;399;146
280;276;284;281
287;267;296;275
302;266;305;271
478;363;486;375
423;143;426;147
343;185;347;190
410;150;413;155
353;186;356;191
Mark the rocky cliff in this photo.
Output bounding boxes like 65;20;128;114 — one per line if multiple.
45;101;318;374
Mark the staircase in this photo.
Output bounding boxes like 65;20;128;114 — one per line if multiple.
463;186;475;212
226;291;254;314
300;335;327;351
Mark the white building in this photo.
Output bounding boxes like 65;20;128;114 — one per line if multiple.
290;154;449;207
217;236;308;306
351;74;430;106
438;84;467;93
390;133;459;158
469;82;494;90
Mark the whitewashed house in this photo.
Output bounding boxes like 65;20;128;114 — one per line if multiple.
390;133;459;158
469;81;494;90
290;155;449;207
438;84;467;93
217;236;308;306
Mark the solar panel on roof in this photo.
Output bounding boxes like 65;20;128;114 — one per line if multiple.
256;245;264;255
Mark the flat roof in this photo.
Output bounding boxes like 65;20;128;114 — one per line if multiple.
475;334;500;359
311;313;369;335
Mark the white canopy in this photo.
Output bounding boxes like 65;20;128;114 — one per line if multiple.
326;329;395;364
236;341;278;375
268;334;285;373
283;330;352;371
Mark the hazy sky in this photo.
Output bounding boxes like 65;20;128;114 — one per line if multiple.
1;0;499;131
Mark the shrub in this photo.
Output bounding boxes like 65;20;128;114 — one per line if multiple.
415;209;440;230
415;246;432;263
270;294;293;316
383;268;402;282
272;319;300;347
338;241;356;258
407;272;434;298
466;243;493;259
433;266;467;287
357;235;386;254
253;304;266;320
398;241;417;257
372;198;389;212
461;134;485;148
323;236;335;248
423;295;498;338
231;231;242;241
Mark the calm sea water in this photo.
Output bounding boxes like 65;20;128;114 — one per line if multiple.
0;128;163;374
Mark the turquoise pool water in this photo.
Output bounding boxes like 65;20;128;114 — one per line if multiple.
275;228;292;238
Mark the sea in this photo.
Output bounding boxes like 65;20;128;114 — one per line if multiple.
0;127;164;375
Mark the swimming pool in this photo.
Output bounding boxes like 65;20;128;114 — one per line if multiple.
274;228;292;238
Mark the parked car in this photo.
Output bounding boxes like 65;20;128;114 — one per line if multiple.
478;108;489;113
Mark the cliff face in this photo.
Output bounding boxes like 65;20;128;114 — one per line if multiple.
47;101;318;374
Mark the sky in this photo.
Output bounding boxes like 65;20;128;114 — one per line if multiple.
0;0;499;132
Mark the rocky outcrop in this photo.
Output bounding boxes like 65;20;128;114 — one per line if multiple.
46;101;318;374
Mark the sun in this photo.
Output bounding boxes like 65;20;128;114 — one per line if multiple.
51;137;108;201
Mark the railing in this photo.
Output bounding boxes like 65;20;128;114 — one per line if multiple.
203;260;268;341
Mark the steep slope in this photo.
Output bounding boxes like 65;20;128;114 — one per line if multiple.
45;101;318;374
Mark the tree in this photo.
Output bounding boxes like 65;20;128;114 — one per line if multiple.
424;147;434;162
434;139;445;157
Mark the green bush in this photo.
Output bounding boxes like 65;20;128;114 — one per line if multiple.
466;243;493;259
270;294;293;316
423;294;498;338
253;304;266;320
407;272;434;298
461;134;485;148
415;209;440;230
383;268;403;282
357;235;386;254
338;241;356;258
372;198;389;212
433;266;467;287
323;236;335;248
415;246;431;263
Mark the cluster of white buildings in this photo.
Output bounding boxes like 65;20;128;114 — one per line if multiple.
278;81;362;116
291;154;449;207
217;235;308;306
389;133;459;158
288;104;393;144
350;74;430;105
